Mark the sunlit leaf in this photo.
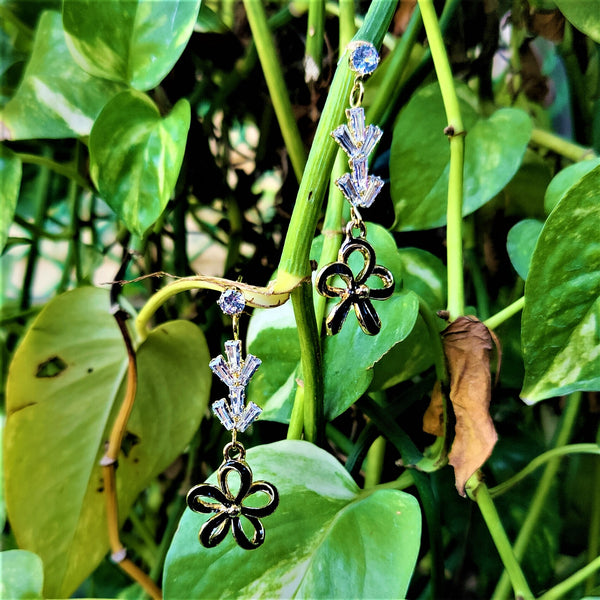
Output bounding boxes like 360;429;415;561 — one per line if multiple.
544;157;600;214
164;440;421;599
0;550;44;600
0;11;124;140
507;219;544;280
554;0;600;42
0;145;21;251
89;90;190;237
4;287;210;597
390;83;532;230
521;166;600;403
63;0;201;90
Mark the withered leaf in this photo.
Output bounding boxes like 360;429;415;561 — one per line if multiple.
442;316;498;496
423;380;445;438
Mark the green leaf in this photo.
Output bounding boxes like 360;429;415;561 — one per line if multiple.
554;0;600;42
62;0;201;90
0;550;44;599
4;287;210;597
390;83;532;231
248;224;419;422
89;90;191;237
544;157;600;214
370;248;446;390
0;11;124;140
521;166;600;403
163;440;421;599
507;219;545;280
0;145;21;251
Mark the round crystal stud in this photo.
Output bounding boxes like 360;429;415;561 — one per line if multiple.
217;289;246;316
348;41;379;77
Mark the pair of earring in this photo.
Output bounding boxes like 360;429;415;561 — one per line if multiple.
187;41;393;550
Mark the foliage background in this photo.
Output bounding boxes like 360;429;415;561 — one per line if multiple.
1;0;599;599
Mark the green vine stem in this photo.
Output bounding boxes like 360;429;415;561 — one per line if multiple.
484;296;525;331
367;4;422;126
530;128;597;162
364;435;386;488
417;0;465;320
491;392;583;600
274;0;398;289
467;476;535;600
537;555;600;600
135;276;302;340
305;0;325;82
17;152;90;189
418;295;448;385
587;438;600;594
242;0;307;183
488;443;600;498
288;281;324;444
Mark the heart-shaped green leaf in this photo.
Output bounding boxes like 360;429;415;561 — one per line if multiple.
248;224;419;422
89;90;190;237
390;83;532;230
0;550;44;600
63;0;201;90
163;440;421;599
4;287;210;597
521;166;600;403
507;219;544;280
544;157;600;214
0;11;124;140
0;145;21;251
554;0;600;42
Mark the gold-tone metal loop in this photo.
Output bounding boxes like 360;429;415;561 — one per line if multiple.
350;79;364;108
223;440;246;462
232;314;240;340
345;218;367;240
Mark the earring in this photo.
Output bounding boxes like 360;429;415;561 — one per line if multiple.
186;289;278;550
316;41;394;336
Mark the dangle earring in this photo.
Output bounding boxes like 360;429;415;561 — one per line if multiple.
186;289;278;550
316;41;394;336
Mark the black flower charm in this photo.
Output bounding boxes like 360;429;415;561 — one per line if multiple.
186;458;279;550
316;236;394;335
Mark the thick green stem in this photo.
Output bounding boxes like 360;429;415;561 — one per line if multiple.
469;478;534;600
538;555;600;600
289;281;324;444
243;0;307;182
530;128;597;162
364;435;386;488
305;0;325;82
491;393;582;600
274;0;398;289
367;4;423;126
484;296;525;330
586;442;600;594
418;0;465;319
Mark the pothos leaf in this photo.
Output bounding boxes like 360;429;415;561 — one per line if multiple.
4;287;210;597
89;90;190;237
521;165;600;403
163;440;422;599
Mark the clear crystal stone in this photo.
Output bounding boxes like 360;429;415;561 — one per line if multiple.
239;354;261;387
217;289;246;316
212;399;235;430
349;42;379;76
347;107;365;142
361;125;382;157
335;173;359;205
361;176;384;208
229;387;245;415
351;155;369;192
331;125;354;157
237;402;262;432
224;340;242;376
209;355;235;387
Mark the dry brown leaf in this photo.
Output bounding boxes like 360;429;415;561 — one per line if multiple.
423;380;445;437
443;316;498;496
